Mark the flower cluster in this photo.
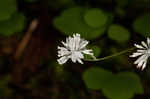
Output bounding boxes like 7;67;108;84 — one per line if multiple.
130;38;150;70
57;33;94;64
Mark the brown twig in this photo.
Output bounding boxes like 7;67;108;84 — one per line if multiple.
14;19;38;60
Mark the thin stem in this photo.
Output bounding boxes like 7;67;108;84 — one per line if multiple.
85;47;136;62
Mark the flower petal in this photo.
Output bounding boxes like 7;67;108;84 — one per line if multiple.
141;41;148;48
141;60;147;70
129;52;143;57
134;55;146;64
79;40;89;49
82;49;93;55
77;58;83;64
134;44;144;49
57;56;69;64
147;37;150;46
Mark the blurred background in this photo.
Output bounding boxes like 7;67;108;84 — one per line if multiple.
0;0;150;99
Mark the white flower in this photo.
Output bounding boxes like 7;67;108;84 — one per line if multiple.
57;33;94;64
130;37;150;70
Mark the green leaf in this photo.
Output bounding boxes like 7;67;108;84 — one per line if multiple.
25;0;38;3
83;67;112;90
103;72;143;99
48;0;75;9
83;67;143;99
0;13;26;36
0;0;17;21
116;0;130;7
133;14;150;37
0;75;13;96
115;7;126;17
53;7;107;40
84;8;108;28
108;24;130;43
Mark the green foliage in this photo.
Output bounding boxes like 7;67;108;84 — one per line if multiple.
48;0;75;10
115;0;130;7
108;24;130;43
115;7;126;17
83;67;112;90
83;67;143;99
0;13;26;36
91;46;101;57
53;7;110;39
25;0;38;3
0;0;17;21
131;0;150;8
84;8;108;28
133;13;150;37
0;75;13;97
57;0;75;6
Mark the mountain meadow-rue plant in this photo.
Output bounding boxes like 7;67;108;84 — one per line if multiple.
57;32;145;99
0;0;150;98
57;33;150;71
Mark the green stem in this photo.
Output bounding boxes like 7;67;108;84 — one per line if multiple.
85;47;136;62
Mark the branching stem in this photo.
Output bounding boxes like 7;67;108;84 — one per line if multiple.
85;47;136;62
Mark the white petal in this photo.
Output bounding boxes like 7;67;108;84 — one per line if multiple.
71;52;84;63
141;41;148;48
134;55;147;64
67;37;73;50
137;65;140;68
82;49;93;55
77;58;83;64
137;60;144;68
66;37;69;45
147;37;150;46
76;52;84;59
57;56;69;64
75;33;80;37
58;47;70;57
62;41;68;47
142;60;147;70
137;50;145;53
74;34;81;50
71;54;77;63
58;46;67;50
130;52;143;57
134;44;144;49
79;40;89;49
58;50;70;57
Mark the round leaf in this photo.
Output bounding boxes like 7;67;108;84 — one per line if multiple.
108;24;130;43
0;0;17;21
53;7;107;40
0;13;26;36
83;68;143;99
83;67;112;90
84;8;108;28
133;14;150;37
103;72;143;99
